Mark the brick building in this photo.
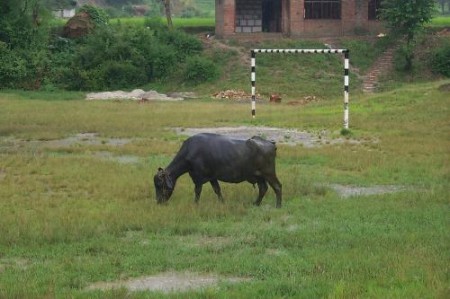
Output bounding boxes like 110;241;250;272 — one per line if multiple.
215;0;383;38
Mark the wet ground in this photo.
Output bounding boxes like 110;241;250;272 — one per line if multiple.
328;184;409;198
175;126;368;147
86;272;250;293
1;130;405;199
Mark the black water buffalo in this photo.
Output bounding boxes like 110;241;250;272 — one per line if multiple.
154;133;282;208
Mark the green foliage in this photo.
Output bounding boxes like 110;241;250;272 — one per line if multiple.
155;28;203;60
393;44;414;72
380;0;436;70
340;128;352;136
49;25;206;90
430;40;450;77
183;56;219;83
78;4;109;26
380;0;436;39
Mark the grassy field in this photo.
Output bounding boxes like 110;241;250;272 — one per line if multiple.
112;17;215;29
0;78;449;297
429;15;450;27
114;15;448;29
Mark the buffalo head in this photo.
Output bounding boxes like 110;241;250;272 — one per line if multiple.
153;168;174;203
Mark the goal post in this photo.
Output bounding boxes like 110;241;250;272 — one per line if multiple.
251;48;350;129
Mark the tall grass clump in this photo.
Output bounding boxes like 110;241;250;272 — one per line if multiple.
183;56;220;83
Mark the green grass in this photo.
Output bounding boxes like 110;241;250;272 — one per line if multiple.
112;17;215;29
0;79;449;297
429;15;450;27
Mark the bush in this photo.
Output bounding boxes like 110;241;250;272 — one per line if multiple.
393;45;414;72
155;29;203;60
0;47;28;88
183;56;219;84
78;5;109;26
0;45;49;89
100;61;148;89
430;41;450;77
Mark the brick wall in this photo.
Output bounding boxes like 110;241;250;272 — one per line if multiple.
216;0;383;38
235;0;263;33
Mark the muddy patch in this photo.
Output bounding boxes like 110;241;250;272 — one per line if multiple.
92;151;140;164
6;133;134;150
40;133;133;148
176;126;366;147
86;272;250;293
2;134;141;164
329;184;408;198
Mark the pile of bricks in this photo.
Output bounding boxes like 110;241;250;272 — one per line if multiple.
212;90;259;100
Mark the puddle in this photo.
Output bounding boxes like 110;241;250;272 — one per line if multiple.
86;272;250;293
2;134;141;164
93;151;140;164
42;133;132;148
329;184;408;198
175;126;366;147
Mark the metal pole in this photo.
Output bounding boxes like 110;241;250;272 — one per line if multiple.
344;50;350;129
251;50;256;118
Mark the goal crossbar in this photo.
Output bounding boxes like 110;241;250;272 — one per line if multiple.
251;48;350;129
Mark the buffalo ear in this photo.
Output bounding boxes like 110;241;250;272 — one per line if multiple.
164;175;174;189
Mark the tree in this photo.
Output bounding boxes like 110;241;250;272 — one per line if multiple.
436;0;450;14
0;0;51;88
162;0;173;29
380;0;436;70
0;0;49;49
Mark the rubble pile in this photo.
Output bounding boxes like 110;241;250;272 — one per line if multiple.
212;90;260;100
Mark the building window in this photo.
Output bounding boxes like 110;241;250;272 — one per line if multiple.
304;0;341;19
368;0;381;20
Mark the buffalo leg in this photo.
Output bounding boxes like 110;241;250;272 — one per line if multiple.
210;180;224;202
254;178;268;206
194;184;203;203
267;175;282;208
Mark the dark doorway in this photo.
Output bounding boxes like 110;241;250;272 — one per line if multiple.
262;0;281;32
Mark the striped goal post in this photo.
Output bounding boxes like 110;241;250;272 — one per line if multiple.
251;48;350;129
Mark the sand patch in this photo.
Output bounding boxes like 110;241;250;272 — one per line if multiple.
86;89;184;101
86;272;250;293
